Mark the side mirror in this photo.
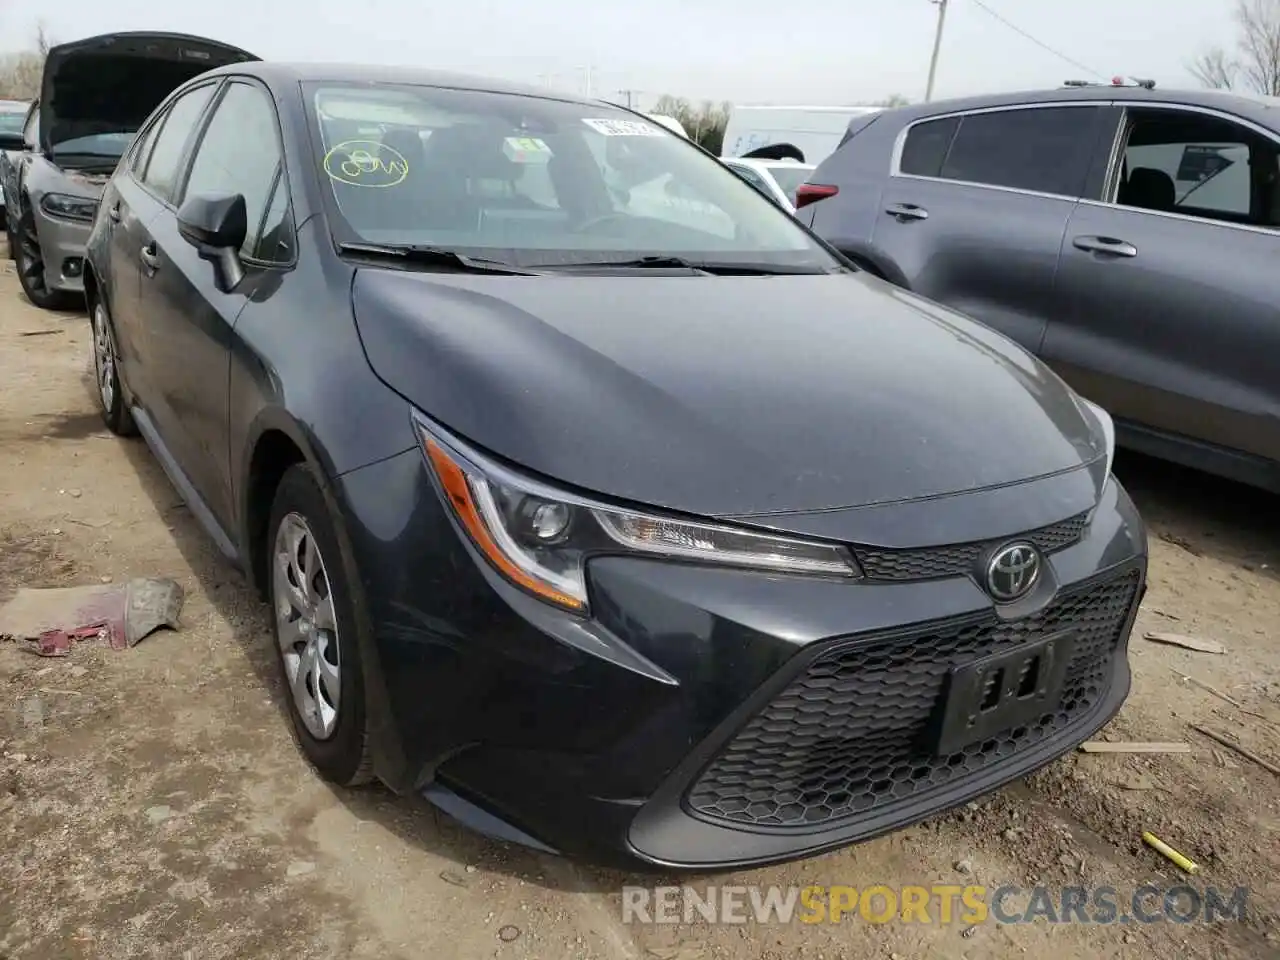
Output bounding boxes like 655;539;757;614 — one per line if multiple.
177;192;247;293
0;133;23;152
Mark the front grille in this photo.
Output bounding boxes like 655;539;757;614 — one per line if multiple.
853;512;1089;582
685;568;1140;830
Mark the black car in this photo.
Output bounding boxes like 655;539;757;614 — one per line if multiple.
798;80;1280;495
84;61;1147;869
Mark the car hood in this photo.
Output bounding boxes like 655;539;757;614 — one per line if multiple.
352;269;1105;518
40;32;257;155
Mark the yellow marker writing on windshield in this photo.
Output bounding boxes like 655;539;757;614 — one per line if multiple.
323;139;409;187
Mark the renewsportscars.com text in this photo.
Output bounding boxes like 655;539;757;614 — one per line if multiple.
621;884;1249;926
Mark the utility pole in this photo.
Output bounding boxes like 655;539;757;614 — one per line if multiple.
924;0;948;103
617;88;639;108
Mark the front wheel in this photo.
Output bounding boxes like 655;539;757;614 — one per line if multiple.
268;463;374;786
14;206;77;310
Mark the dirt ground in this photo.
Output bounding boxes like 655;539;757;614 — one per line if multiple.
0;249;1277;960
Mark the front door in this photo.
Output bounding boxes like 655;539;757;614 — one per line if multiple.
138;79;288;532
1045;105;1280;466
108;81;221;424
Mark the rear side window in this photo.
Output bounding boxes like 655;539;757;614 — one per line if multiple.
142;84;218;202
935;106;1102;197
899;116;960;177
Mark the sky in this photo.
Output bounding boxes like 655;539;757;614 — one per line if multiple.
0;0;1238;107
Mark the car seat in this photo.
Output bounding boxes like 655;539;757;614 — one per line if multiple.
1118;167;1176;212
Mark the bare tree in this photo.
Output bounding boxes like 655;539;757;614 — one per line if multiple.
649;95;731;153
1235;0;1280;94
1191;0;1280;95
1191;47;1237;89
0;22;53;100
878;93;911;107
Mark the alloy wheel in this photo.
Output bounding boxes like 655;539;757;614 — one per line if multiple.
273;512;342;740
92;304;115;413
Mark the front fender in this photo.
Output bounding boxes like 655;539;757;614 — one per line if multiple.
236;406;406;790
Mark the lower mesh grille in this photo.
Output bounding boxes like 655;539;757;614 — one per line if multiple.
853;512;1089;582
685;568;1141;830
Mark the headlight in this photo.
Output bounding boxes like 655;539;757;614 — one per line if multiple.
1080;398;1116;479
40;192;99;223
413;413;859;613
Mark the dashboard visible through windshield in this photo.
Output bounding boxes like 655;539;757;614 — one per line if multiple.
306;82;839;270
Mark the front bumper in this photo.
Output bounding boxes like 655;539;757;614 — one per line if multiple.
336;451;1147;869
32;209;91;293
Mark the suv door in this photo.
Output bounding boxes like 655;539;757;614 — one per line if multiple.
139;79;291;534
871;104;1111;352
1045;104;1280;473
108;82;220;419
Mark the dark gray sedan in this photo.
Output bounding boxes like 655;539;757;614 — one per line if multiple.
83;61;1147;868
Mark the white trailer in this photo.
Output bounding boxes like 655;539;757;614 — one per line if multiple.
720;105;882;165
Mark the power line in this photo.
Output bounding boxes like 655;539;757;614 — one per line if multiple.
966;0;1105;80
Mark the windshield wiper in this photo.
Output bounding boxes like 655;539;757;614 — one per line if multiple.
533;255;830;275
337;242;540;275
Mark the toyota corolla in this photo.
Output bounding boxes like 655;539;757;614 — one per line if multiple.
83;61;1147;869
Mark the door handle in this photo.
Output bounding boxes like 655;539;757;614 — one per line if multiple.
1073;235;1137;258
885;203;929;221
107;203;121;222
140;243;160;270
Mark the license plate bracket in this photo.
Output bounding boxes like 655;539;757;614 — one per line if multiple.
935;631;1074;756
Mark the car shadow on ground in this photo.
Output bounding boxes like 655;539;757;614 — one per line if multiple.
78;369;655;896
1114;449;1280;574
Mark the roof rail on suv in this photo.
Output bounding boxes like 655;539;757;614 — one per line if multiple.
1063;76;1156;90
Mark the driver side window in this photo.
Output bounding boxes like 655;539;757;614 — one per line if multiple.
181;82;289;260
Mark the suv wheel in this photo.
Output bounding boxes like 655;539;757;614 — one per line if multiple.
14;206;76;310
268;464;374;786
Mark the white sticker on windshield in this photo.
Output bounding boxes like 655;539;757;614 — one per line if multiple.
581;118;663;137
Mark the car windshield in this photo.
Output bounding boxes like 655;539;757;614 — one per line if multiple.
0;111;25;135
306;82;840;270
766;165;814;204
50;131;135;159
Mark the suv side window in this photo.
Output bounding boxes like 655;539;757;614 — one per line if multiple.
1115;108;1277;227
899;116;960;177
904;106;1101;197
142;84;218;202
180;81;289;260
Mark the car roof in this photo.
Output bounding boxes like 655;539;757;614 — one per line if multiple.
202;60;603;106
879;85;1280;126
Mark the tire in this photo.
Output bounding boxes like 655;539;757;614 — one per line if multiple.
267;463;374;786
14;205;77;310
90;298;138;436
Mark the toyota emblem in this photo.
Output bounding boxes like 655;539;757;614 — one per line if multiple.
985;542;1042;602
